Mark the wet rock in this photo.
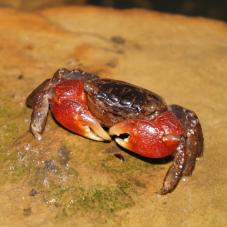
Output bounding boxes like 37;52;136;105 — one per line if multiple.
23;207;32;216
29;188;38;196
58;146;70;166
17;74;24;80
133;179;146;188
104;144;120;154
0;5;227;227
106;59;118;68
110;36;126;45
44;160;58;173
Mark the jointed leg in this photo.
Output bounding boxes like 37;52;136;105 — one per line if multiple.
160;138;186;194
30;93;49;140
160;104;204;194
26;79;52;140
51;68;98;84
169;105;204;176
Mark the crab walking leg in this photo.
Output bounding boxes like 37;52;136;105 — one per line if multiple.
169;105;204;176
51;68;98;83
184;133;203;175
161;105;204;194
26;79;52;140
160;138;186;194
29;93;50;140
26;79;51;109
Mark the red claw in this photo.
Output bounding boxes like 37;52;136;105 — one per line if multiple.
51;80;110;141
109;111;184;158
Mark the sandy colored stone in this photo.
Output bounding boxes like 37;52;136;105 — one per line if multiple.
0;0;86;10
0;6;227;227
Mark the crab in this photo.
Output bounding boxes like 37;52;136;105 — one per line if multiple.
26;68;204;194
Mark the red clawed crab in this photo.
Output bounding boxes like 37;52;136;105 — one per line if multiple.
26;68;204;194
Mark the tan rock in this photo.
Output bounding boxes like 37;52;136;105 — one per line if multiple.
0;6;226;227
0;0;86;10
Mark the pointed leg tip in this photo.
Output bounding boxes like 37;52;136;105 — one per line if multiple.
159;187;171;195
32;131;42;141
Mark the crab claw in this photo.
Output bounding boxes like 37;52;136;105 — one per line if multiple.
109;111;184;158
51;80;110;141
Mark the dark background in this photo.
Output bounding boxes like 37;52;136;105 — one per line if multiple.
0;0;226;22
88;0;227;22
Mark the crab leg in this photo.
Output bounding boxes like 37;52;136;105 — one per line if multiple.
29;94;49;140
169;105;204;176
26;79;52;140
160;138;186;194
51;68;98;83
160;105;204;194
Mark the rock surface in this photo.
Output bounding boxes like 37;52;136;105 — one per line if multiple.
0;6;227;227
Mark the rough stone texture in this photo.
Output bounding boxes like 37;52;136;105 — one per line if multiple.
0;6;227;227
0;0;86;10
